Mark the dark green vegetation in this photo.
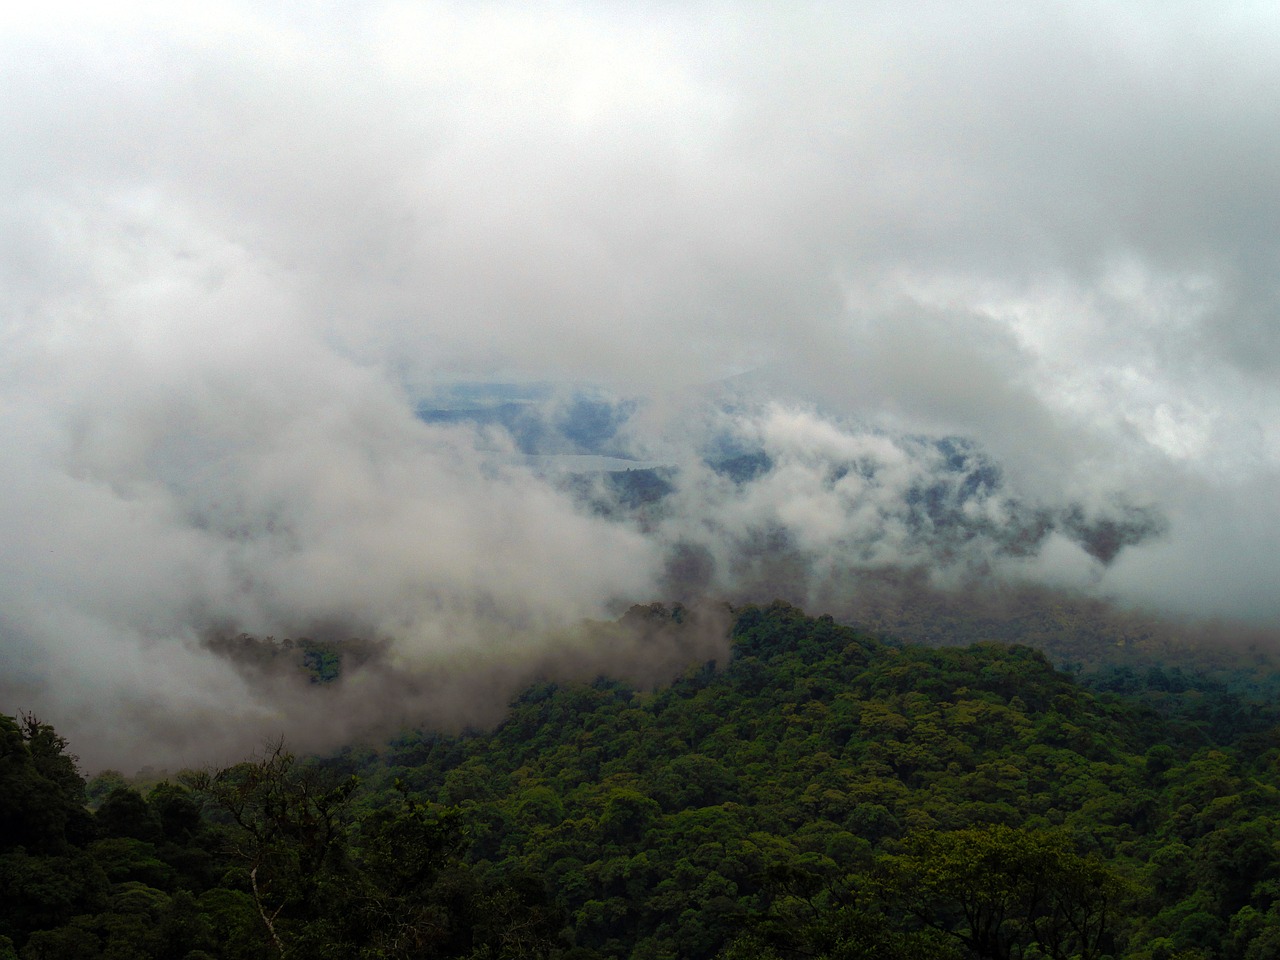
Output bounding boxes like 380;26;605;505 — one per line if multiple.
7;602;1280;958
202;634;388;686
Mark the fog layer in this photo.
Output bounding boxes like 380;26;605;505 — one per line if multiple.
3;3;1279;767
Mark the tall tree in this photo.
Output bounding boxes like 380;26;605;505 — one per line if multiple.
880;825;1129;960
183;741;358;956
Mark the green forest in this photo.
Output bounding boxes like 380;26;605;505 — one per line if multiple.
6;601;1280;959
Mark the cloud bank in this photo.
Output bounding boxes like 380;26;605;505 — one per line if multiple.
3;2;1279;767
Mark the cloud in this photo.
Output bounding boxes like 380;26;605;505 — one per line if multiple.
2;2;1280;767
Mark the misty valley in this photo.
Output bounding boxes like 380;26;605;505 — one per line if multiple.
10;4;1280;959
8;600;1280;960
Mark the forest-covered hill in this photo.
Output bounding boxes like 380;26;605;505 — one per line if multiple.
5;602;1280;959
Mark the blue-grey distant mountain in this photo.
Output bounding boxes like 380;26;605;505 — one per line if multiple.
417;384;635;458
416;382;1164;570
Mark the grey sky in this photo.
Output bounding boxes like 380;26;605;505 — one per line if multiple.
2;2;1279;766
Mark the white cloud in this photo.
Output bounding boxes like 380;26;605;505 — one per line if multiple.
3;1;1280;765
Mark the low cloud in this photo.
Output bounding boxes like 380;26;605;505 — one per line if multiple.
3;3;1280;768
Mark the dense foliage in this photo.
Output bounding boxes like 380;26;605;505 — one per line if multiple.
7;602;1280;958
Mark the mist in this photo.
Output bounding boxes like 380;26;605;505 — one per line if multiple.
3;2;1279;769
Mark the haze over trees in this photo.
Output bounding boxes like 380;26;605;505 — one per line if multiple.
7;7;1280;958
7;1;1280;846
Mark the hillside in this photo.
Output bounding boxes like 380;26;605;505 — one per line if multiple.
5;603;1280;959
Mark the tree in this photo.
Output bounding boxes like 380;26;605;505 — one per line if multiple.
95;788;161;843
183;740;358;956
880;825;1129;960
0;714;90;855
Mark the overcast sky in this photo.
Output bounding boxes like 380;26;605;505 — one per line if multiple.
3;2;1279;767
